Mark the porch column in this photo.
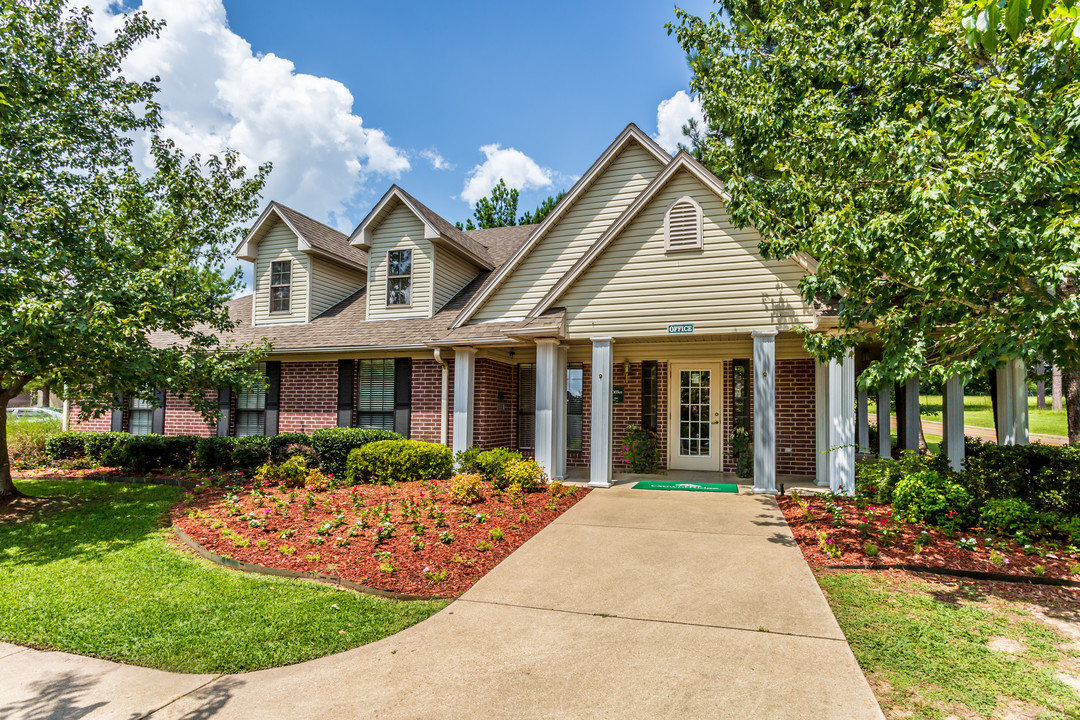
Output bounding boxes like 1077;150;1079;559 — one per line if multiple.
452;347;476;459
827;351;856;495
555;344;568;480
752;330;777;495
996;358;1029;446
589;337;614;488
877;385;892;460
534;339;560;481
856;386;870;454
942;374;965;472
815;360;830;487
899;377;921;452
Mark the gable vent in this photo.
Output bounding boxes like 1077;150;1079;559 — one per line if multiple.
664;197;703;252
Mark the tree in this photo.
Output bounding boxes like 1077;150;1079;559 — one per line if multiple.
0;0;271;498
456;180;566;230
670;0;1080;443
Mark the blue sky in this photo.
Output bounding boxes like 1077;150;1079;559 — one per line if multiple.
91;0;714;282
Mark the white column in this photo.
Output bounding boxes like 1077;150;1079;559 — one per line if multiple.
1012;359;1029;446
827;352;856;495
856;386;870;454
753;330;777;495
452;347;476;459
815;360;830;487
555;344;568;480
901;377;920;452
877;385;891;460
997;359;1029;446
534;339;560;481
589;338;615;487
942;374;965;472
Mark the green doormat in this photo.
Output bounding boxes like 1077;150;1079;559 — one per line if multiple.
633;480;738;493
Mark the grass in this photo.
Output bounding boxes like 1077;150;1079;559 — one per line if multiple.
0;478;448;673
870;394;1068;438
818;571;1080;719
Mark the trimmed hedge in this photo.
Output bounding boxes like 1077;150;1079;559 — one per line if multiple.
311;427;400;477
45;431;131;463
963;439;1080;516
345;440;454;485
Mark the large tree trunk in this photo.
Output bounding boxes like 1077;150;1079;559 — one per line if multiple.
1066;369;1080;446
0;398;21;499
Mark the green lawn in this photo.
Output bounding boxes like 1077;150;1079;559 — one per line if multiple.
818;571;1080;719
870;395;1068;437
0;478;448;673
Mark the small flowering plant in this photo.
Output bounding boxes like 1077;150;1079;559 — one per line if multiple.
955;537;978;551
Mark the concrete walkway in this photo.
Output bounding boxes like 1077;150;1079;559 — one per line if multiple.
0;485;883;720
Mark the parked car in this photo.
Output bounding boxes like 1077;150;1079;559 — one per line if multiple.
7;407;63;423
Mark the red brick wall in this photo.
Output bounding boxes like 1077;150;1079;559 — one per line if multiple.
68;404;112;432
278;361;336;433
475;358;514;450
776;358;815;476
411;359;446;443
164;392;216;437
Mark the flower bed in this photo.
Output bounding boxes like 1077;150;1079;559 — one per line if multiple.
172;475;588;597
778;492;1080;581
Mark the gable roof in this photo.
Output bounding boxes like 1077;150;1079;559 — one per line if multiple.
528;151;817;319
235;202;367;271
349;185;494;270
449;123;672;329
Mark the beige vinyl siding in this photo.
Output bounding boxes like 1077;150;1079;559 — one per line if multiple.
366;203;433;320
562;335;813;363
473;143;664;321
432;246;482;313
308;257;366;319
559;169;815;338
253;221;309;325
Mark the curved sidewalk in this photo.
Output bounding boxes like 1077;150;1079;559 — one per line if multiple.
0;484;883;720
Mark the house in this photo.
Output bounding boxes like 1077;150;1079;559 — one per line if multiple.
69;124;1020;492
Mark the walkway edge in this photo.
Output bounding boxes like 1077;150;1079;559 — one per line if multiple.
823;562;1080;588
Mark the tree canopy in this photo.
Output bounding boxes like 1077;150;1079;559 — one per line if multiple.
671;0;1080;441
0;0;270;495
456;179;567;230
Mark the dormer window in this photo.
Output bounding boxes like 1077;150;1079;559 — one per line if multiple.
270;260;291;313
664;196;703;252
386;249;412;306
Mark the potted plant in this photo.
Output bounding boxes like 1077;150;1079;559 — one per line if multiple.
728;427;753;478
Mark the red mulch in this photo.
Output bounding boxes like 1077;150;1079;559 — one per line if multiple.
778;494;1080;581
172;478;589;598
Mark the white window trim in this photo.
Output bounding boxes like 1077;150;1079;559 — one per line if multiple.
386;248;413;307
269;260;292;314
664;196;704;252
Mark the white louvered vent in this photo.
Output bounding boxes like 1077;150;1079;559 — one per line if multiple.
665;197;703;252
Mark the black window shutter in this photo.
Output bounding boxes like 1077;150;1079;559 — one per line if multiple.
264;361;281;436
988;368;999;434
111;392;125;432
394;358;412;438
216;388;232;437
641;360;658;431
338;359;356;427
894;381;906;448
152;388;167;435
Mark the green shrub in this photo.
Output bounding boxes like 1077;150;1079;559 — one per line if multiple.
345;439;454;485
472;447;523;488
893;470;974;528
267;432;311;464
979;498;1038;537
855;450;937;504
83;432;132;463
232;436;270;473
963;440;1080;515
44;430;88;461
111;435;170;473
254;455;308;487
455;445;484;474
619;425;661;474
448;473;484;505
194;436;234;471
161;435;199;468
7;417;61;468
501;458;545;492
727;427;753;478
310;427;400;477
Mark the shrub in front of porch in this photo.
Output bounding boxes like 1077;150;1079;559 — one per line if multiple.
619;425;660;473
346;440;454;485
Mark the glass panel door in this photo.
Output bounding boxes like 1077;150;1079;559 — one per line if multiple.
669;363;722;471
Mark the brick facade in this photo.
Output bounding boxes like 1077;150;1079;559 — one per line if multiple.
410;358;449;443
278;361;337;433
775;358;815;476
163;392;216;437
475;359;514;450
69;405;112;433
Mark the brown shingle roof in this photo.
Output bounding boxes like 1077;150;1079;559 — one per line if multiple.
271;202;368;269
386;186;494;268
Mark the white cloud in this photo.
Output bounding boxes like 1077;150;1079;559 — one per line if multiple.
461;144;553;205
420;148;454;171
85;0;409;233
654;90;705;154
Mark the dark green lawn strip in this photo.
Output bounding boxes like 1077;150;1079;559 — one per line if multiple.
0;479;447;673
817;571;1080;720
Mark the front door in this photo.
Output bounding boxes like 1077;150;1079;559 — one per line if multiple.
668;363;723;471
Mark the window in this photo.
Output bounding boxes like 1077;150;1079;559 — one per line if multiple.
732;359;751;432
516;363;536;451
128;395;154;435
386;249;412;306
664;196;703;252
270;261;291;313
358;359;395;430
567;363;584;453
235;363;267;437
641;360;658;432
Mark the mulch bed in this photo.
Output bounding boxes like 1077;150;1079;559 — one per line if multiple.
778;494;1080;582
172;478;589;598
